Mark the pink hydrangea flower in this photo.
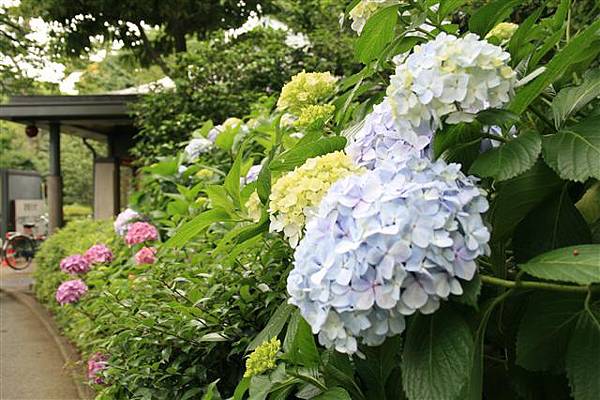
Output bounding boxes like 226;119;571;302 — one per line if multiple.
60;254;91;274
84;244;113;265
135;247;157;265
124;222;159;246
55;279;88;305
87;352;109;384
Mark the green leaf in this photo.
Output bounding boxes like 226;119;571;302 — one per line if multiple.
433;122;483;168
204;185;236;215
354;5;399;64
517;292;584;371
233;377;250;400
402;306;473;400
565;307;600;400
576;181;600;225
256;162;271;205
469;131;541;181
224;149;243;208
552;70;600;129
247;301;294;351
145;159;178;176
248;375;272;400
182;387;203;400
314;388;351;400
164;209;233;248
438;0;467;20
529;26;565;68
489;160;563;241
513;187;592;262
215;124;240;151
542;116;600;182
199;380;220;400
322;351;365;400
283;311;320;367
468;0;524;36
462;292;511;399
475;109;520;126
269;136;347;171
355;336;402;400
519;244;600;285
509;18;600;115
508;6;544;65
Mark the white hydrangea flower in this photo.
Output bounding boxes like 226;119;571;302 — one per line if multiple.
387;33;516;130
345;99;433;169
184;138;213;162
288;154;490;354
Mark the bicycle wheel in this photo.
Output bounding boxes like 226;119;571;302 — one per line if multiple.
5;235;35;270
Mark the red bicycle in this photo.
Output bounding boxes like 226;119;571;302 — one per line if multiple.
1;218;47;271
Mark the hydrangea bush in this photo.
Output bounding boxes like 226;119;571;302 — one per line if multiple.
32;2;600;400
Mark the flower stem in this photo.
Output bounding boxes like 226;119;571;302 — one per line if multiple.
480;274;592;294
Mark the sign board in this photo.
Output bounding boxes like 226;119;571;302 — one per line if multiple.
14;199;47;235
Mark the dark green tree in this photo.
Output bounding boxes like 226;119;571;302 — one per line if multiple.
19;0;274;73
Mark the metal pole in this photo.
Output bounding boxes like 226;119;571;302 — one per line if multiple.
47;122;63;233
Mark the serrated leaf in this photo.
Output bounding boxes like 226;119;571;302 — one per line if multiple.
433;122;483;167
164;209;233;248
489;160;563;241
354;5;399;64
313;387;351;400
513;187;592;262
576;181;600;225
468;0;524;36
283;311;319;367
356;336;402;400
552;70;600;129
565;307;600;400
516;292;584;372
269;136;347;171
542;116;600;182
402;306;473;400
247;301;294;351
469;131;541;181
509;18;600;115
519;244;600;285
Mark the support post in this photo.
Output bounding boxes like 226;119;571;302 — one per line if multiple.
47;122;63;233
93;134;120;219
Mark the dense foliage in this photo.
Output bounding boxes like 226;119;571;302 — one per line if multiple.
34;1;600;400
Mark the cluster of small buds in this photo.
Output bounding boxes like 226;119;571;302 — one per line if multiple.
87;353;109;385
124;222;159;246
60;254;91;274
114;208;140;236
55;279;88;305
288;154;490;354
84;244;113;265
135;246;157;265
244;338;281;378
387;33;516;129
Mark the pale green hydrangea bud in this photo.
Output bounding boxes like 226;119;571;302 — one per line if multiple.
277;71;337;113
485;22;519;42
244;338;280;378
294;104;336;128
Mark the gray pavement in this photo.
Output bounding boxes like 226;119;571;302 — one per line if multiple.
0;264;82;399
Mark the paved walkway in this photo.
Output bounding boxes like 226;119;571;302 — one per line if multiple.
0;264;82;399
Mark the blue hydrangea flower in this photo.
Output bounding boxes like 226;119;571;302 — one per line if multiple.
288;154;490;354
345;99;433;170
